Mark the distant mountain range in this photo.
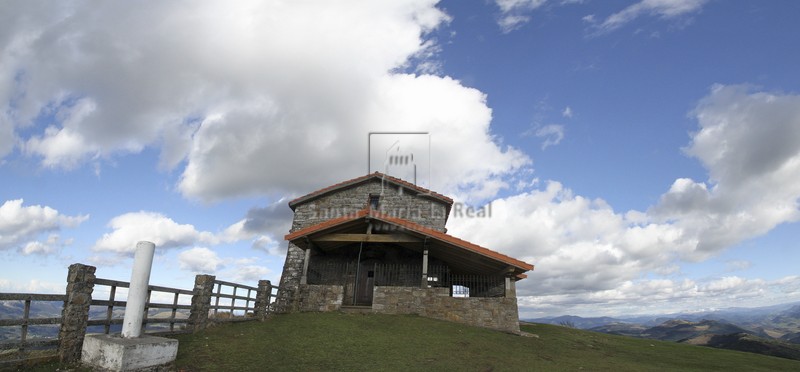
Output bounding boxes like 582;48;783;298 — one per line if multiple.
527;301;800;361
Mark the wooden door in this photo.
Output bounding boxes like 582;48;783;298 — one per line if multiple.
355;262;375;305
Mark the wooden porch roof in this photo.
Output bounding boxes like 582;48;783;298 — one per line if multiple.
285;208;534;280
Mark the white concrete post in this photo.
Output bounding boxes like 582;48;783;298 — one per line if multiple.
121;241;156;338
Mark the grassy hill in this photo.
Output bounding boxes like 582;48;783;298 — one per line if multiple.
168;313;799;371
25;312;800;371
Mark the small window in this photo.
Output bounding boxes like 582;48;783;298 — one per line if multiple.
452;285;470;298
368;194;380;210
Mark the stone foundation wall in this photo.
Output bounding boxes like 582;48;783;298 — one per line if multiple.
372;286;520;333
297;284;344;312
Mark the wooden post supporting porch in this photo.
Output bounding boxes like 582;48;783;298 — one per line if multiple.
300;243;312;285
420;249;429;288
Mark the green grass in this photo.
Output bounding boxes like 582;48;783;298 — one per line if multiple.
170;313;800;371
23;313;800;371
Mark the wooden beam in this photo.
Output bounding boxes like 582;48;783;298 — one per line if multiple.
493;266;516;276
312;233;422;243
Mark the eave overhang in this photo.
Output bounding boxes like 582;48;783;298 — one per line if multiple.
285;209;534;280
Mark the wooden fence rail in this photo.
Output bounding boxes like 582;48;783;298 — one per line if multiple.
89;277;196;335
0;263;283;369
209;279;260;320
0;293;66;357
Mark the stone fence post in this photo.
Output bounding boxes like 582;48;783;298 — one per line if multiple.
58;263;96;364
254;280;272;320
188;274;216;332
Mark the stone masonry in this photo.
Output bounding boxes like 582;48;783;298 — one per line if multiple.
297;284;344;312
254;280;272;320
277;177;450;312
290;178;449;233
187;274;216;332
372;286;521;333
58;263;96;364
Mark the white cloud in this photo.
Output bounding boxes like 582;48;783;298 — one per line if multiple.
453;85;800;315
229;265;271;283
216;201;291;257
21;240;55;255
93;211;218;254
0;199;87;253
175;247;271;281
2;1;527;204
85;254;125;267
238;200;293;239
591;0;708;34
178;247;223;273
652;85;800;257
520;275;800;318
218;219;254;245
725;260;752;272
494;0;549;33
0;278;66;294
251;235;284;257
449;181;693;297
92;210;284;266
496;0;548;13
534;124;565;150
179;72;530;203
497;14;532;33
0;116;13;159
562;106;573;118
24;99;100;169
495;0;585;33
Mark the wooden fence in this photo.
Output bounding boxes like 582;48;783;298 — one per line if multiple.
0;293;65;364
0;263;282;369
87;278;195;335
208;279;263;321
308;261;507;298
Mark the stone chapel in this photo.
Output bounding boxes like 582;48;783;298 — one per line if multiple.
276;172;533;332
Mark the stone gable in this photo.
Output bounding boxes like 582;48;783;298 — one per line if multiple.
291;178;449;232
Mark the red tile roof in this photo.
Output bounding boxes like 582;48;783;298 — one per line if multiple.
288;172;454;210
285;208;534;273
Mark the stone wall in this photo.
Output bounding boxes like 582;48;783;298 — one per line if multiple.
372;286;520;333
276;242;305;312
291;179;450;232
297;284;344;312
277;178;450;311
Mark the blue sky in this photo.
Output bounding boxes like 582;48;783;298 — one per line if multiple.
1;0;799;318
